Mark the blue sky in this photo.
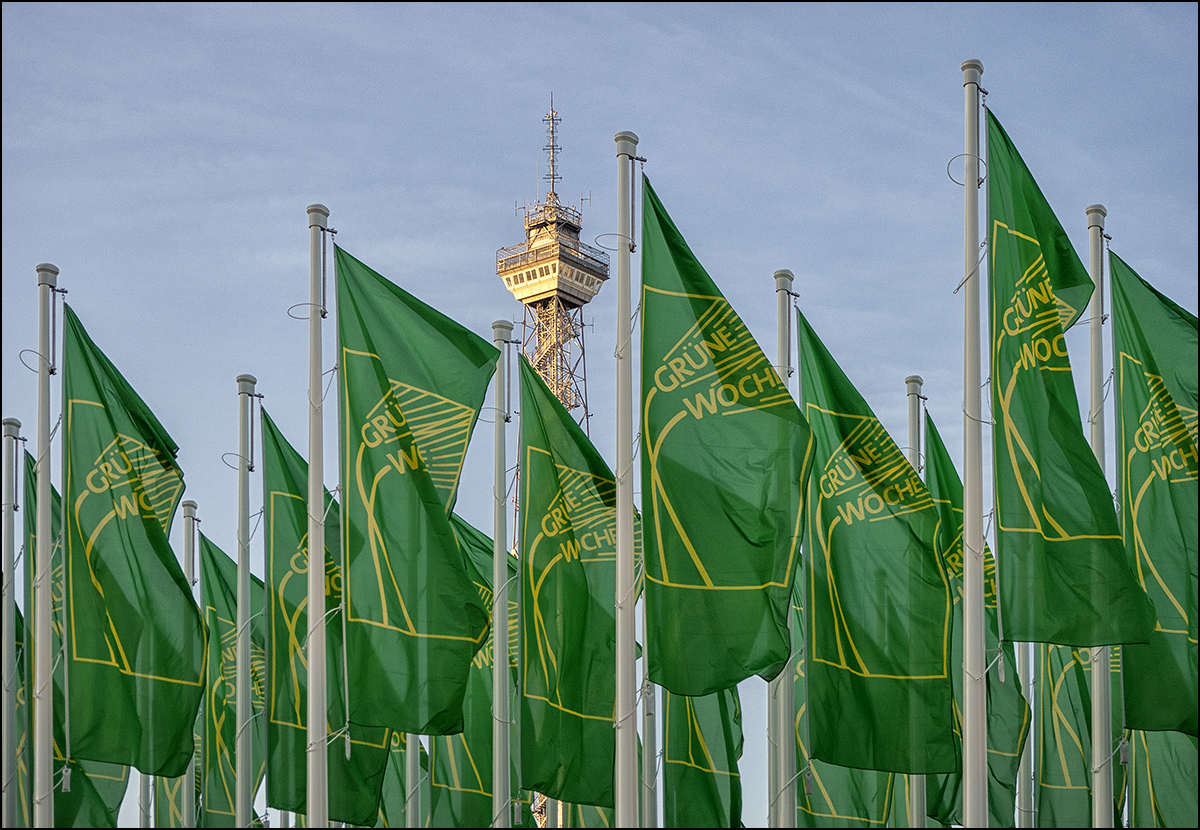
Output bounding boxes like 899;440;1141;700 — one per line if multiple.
3;3;1196;826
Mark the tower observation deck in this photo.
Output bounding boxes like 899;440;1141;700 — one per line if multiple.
497;99;608;424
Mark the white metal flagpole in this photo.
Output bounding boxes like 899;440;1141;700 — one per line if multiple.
614;129;640;829
1086;203;1113;829
491;319;513;828
406;734;420;828
237;374;257;828
306;203;330;829
960;59;988;827
182;499;198;829
905;375;928;826
2;418;19;830
34;262;58;830
772;269;797;829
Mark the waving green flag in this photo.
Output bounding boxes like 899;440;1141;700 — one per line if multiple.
640;176;814;696
1127;729;1198;827
21;450;132;828
923;415;1030;826
61;304;204;776
986;111;1155;647
153;713;200;828
518;354;618;806
337;245;497;734
378;733;431;828
428;513;532;827
792;584;896;828
1110;252;1198;736
198;534;266;826
261;408;391;824
796;309;957;773
663;687;743;827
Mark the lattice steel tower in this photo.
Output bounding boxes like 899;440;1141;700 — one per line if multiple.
497;98;609;427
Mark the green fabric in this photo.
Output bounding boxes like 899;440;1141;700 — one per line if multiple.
19;452;131;827
792;585;896;828
260;409;391;824
336;245;497;734
663;687;743;828
1110;252;1198;736
153;714;201;827
796;309;957;774
986;111;1155;646
1127;729;1198;827
428;513;529;827
60;304;204;776
640;175;813;696
923;415;1030;826
518;355;617;806
1032;643;1122;826
198;533;266;826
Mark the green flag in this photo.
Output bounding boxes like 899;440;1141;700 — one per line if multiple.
428;513;531;827
1110;252;1198;736
640;176;814;696
663;687;743;828
261;408;391;824
1127;729;1198;827
198;533;266;826
923;415;1030;826
61;304;204;775
792;585;896;828
20;451;131;828
153;713;201;827
337;245;497;734
986;111;1155;646
796;309;957;773
518;355;618;806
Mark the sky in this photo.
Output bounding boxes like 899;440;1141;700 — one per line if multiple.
3;2;1197;827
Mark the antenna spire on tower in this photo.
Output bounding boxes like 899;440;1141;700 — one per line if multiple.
543;93;561;204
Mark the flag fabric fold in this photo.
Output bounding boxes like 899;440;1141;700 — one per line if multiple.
61;303;205;776
1110;252;1198;736
663;686;743;828
518;354;618;807
986;110;1155;647
796;308;957;774
640;175;814;696
198;533;266;826
261;408;391;824
337;245;497;734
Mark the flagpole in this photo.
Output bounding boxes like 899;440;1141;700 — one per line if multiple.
614;129;640;829
2;418;19;830
34;262;57;830
771;269;796;829
183;500;198;829
237;374;257;828
905;375;927;827
406;734;420;828
492;319;513;829
1086;204;1113;829
1016;642;1033;827
306;203;330;829
959;59;988;828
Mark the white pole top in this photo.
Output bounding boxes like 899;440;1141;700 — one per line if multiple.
3;418;21;437
615;132;639;155
492;319;514;340
307;204;329;229
182;500;197;517
1086;204;1107;230
36;263;58;288
905;375;924;394
237;374;257;395
774;269;794;291
961;59;983;84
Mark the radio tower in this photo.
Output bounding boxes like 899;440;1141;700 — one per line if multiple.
497;97;609;429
